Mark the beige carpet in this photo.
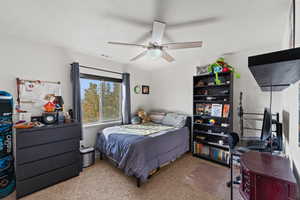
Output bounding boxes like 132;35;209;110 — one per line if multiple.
5;154;242;200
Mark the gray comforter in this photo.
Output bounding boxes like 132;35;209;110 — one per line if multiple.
96;126;189;182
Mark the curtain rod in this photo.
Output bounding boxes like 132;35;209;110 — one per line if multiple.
79;64;123;75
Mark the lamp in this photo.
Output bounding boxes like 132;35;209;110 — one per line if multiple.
147;49;162;59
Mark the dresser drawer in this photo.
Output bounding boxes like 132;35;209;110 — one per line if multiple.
17;139;79;165
16;151;79;181
16;163;80;198
16;124;81;148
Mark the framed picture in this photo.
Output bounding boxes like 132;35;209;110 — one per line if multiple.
142;85;150;94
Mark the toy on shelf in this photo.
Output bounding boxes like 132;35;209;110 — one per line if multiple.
53;96;64;111
43;102;56;112
209;119;216;125
208;57;240;85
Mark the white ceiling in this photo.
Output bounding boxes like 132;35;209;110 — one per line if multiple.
0;0;290;70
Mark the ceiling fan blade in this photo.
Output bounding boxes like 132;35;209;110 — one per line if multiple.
161;50;175;62
162;41;203;50
164;32;175;43
108;42;147;48
133;31;152;44
130;51;148;61
152;21;166;44
104;13;151;28
168;17;220;29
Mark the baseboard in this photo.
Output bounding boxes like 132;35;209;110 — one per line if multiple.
292;161;300;200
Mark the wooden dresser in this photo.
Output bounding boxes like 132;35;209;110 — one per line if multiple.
15;122;81;198
240;151;297;200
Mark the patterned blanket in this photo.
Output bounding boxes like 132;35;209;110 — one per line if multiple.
118;123;174;136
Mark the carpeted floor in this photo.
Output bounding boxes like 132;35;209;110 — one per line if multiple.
5;154;242;200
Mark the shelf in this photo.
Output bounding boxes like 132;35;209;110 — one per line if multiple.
194;130;229;137
194;72;231;78
194;100;231;104
194;84;231;89
193;69;233;167
248;47;300;91
193;115;229;120
193;123;230;130
193;154;229;167
193;94;230;97
194;138;229;149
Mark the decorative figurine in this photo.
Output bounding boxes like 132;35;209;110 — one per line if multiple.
209;119;216;125
208;57;240;85
43;102;56;112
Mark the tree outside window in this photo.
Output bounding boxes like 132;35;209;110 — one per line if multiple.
80;78;121;124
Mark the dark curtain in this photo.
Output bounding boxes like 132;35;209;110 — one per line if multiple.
70;62;82;123
122;73;131;124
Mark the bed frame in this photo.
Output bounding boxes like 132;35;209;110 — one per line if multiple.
99;116;192;187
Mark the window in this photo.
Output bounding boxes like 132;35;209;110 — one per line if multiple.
80;74;122;124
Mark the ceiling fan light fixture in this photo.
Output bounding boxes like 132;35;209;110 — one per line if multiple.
147;49;162;59
108;21;203;62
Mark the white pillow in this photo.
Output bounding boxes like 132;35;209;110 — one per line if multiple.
149;112;166;123
162;113;187;128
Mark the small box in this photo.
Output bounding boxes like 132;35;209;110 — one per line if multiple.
80;147;95;168
18;113;32;122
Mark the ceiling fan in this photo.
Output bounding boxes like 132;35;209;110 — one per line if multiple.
108;21;203;62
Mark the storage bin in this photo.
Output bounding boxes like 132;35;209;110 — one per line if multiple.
80;146;95;168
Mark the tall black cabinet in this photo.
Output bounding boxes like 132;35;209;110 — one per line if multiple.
192;72;234;166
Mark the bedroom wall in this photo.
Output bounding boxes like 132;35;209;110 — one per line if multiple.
149;45;283;135
224;46;283;133
280;0;300;182
148;54;222;114
281;81;300;180
0;34;151;147
149;63;196;115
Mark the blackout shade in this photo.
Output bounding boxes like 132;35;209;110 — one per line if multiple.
80;73;122;83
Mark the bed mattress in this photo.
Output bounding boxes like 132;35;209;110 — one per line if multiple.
96;123;189;182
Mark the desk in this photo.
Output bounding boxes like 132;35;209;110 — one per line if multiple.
240;151;297;200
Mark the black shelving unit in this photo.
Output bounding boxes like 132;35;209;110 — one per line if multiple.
192;72;234;167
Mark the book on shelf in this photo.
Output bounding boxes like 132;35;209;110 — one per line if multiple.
195;103;205;115
203;145;209;155
222;104;230;118
211;104;222;117
194;143;230;164
193;142;209;156
204;104;212;115
210;147;230;164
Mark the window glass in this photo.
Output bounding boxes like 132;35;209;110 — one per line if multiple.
100;81;121;122
80;77;121;124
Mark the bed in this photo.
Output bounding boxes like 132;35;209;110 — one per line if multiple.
96;116;191;187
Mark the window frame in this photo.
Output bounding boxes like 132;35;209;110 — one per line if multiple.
80;73;122;125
